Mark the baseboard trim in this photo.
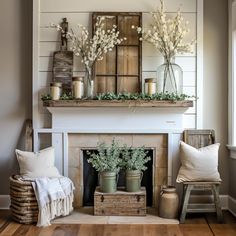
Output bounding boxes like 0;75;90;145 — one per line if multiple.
228;196;236;217
0;195;10;209
220;195;229;210
190;194;228;210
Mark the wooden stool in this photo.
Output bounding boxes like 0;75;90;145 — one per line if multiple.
180;181;223;223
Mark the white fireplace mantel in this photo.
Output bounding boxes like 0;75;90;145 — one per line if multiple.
48;107;189;132
46;100;193;131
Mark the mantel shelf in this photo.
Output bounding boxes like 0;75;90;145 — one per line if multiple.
43;100;193;108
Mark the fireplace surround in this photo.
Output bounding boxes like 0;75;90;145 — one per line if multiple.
68;134;168;208
33;102;190;209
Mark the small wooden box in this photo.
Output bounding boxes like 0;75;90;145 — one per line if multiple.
94;187;146;216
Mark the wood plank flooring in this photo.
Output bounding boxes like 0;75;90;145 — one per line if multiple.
0;210;236;236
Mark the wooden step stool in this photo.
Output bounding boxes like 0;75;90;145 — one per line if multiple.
179;130;223;223
180;181;223;223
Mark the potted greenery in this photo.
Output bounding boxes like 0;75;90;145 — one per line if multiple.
121;146;151;192
87;140;121;193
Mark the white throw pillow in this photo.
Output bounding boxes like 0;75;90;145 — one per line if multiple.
15;147;61;178
176;141;221;183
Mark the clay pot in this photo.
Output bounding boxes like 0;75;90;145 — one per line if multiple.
159;186;179;219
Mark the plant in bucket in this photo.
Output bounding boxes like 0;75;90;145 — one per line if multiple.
121;146;151;192
133;0;195;95
53;17;126;98
87;140;122;193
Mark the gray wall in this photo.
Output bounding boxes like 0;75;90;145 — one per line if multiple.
0;0;32;194
203;0;229;194
0;0;230;195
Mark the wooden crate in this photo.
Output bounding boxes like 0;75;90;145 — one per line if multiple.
94;187;146;216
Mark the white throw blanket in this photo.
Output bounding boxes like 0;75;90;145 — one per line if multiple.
28;176;75;227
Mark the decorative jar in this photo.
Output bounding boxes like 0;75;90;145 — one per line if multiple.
50;82;62;100
144;78;157;95
159;186;179;219
72;77;84;99
157;57;183;94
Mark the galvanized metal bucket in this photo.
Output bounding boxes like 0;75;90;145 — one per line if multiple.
99;171;117;193
126;170;143;192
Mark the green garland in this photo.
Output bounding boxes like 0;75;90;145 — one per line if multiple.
95;92;194;101
41;92;194;102
41;93;73;101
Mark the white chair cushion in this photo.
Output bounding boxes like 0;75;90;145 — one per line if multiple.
15;147;61;178
176;141;221;183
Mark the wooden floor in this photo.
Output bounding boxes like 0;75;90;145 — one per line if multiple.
0;210;236;236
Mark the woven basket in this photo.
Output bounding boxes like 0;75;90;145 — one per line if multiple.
10;175;38;224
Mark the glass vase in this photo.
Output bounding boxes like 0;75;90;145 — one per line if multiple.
156;57;183;95
84;66;94;99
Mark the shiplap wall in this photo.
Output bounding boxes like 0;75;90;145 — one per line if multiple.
34;0;201;129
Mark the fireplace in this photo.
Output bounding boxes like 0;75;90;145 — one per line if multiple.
68;134;168;208
35;103;190;210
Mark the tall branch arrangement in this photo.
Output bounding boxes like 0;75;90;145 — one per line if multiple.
52;17;126;72
132;0;195;94
132;0;195;59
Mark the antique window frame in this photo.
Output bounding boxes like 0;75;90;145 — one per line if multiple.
92;12;142;94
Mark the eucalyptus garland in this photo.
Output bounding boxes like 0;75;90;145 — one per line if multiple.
95;92;194;101
41;92;194;102
41;93;73;101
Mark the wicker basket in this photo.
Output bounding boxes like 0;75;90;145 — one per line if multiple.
10;175;38;224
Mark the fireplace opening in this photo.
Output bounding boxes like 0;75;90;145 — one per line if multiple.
83;150;153;207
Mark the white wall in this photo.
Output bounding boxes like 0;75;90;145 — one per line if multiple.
34;0;229;194
0;0;229;196
34;0;198;129
0;0;32;194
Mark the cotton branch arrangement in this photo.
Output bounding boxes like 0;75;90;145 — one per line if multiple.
52;17;126;73
132;0;195;60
